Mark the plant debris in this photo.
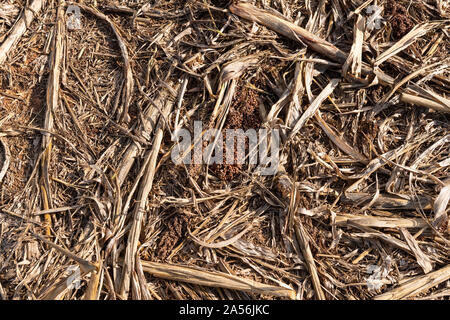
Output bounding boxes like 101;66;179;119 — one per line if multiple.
0;0;449;300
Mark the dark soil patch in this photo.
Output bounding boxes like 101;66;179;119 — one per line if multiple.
386;2;415;40
156;211;189;260
211;86;262;181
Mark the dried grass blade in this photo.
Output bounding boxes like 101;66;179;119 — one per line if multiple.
315;112;368;163
400;93;450;113
188;225;252;249
406;83;450;111
219;55;260;84
347;144;413;192
348;221;413;255
342;192;431;210
400;228;433;274
33;233;97;273
294;218;325;300
380;61;447;105
375;22;442;67
230;2;347;62
289;78;340;139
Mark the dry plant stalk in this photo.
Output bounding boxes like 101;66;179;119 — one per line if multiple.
294;218;325;300
401;93;450;113
433;184;450;230
39;0;65;236
335;214;428;229
342;14;365;77
0;0;448;301
230;2;347;62
315;112;368;163
374;264;450;300
0;0;45;64
119;87;176;299
83;260;103;300
116;88;170;186
375;22;443;67
33;233;97;274
289;78;340;139
400;228;433;274
229;2;450;114
0;137;10;184
141;260;296;299
39;268;93;300
229;2;394;85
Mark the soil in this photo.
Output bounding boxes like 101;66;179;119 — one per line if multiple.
0;0;448;301
385;2;415;40
211;85;262;181
156;211;189;261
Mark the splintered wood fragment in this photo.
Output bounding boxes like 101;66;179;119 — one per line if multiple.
140;260;296;299
375;22;442;67
40;1;65;236
374;264;450;300
0;0;45;64
229;2;394;85
294;218;325;300
76;4;134;123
